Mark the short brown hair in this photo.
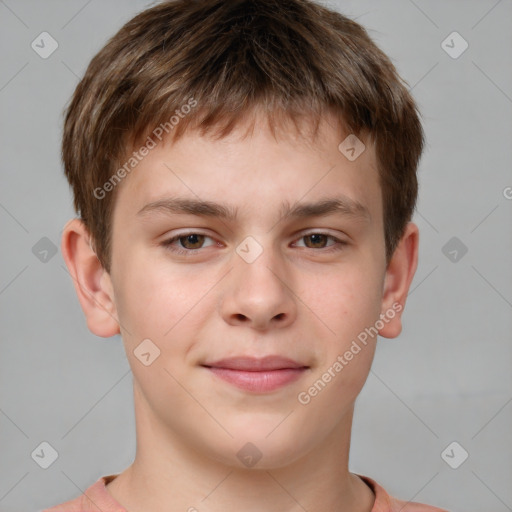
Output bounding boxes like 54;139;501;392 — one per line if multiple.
62;0;424;273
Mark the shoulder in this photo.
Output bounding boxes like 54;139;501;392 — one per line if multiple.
42;494;89;512
41;474;124;512
388;495;451;512
355;474;451;512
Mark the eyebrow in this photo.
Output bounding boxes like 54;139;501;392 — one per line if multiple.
136;195;371;223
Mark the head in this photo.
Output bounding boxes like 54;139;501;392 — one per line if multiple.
61;0;423;469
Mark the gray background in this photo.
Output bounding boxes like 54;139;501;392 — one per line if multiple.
0;0;511;511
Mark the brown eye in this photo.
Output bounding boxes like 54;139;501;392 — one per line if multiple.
303;233;330;248
161;232;216;256
294;232;347;253
178;233;205;249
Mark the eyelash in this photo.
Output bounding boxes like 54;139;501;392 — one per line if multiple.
161;232;347;257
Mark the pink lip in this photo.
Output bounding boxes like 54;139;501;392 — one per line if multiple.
202;356;309;393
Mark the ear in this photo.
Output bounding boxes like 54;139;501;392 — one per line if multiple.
61;218;120;338
378;222;419;339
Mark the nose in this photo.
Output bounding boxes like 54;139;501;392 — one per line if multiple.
220;243;297;331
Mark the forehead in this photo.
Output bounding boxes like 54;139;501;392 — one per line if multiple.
112;112;382;227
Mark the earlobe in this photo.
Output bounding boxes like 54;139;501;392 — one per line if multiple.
378;222;419;339
61;218;120;338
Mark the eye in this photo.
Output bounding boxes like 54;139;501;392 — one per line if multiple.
161;232;216;255
294;232;346;251
160;231;347;257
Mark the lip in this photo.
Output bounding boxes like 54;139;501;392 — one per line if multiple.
202;356;309;393
203;355;306;371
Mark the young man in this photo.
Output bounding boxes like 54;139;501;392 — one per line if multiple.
46;0;449;510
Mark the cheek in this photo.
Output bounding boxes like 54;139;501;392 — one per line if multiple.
307;265;383;343
114;262;203;398
292;263;383;417
295;273;380;411
295;344;375;445
114;251;207;339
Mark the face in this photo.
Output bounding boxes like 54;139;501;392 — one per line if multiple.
106;112;390;468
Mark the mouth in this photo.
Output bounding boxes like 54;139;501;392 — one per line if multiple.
201;356;309;393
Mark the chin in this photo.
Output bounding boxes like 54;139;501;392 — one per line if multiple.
223;425;313;470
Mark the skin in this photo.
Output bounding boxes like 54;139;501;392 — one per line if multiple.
61;110;419;512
